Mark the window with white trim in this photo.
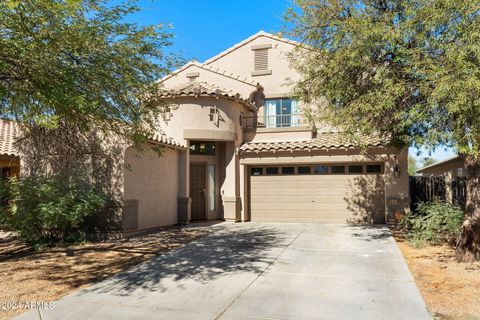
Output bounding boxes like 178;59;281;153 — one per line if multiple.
264;98;300;128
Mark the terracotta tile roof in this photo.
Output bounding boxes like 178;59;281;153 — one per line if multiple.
0;119;184;156
159;81;254;109
0;119;19;157
159;60;258;87
151;132;186;149
238;132;391;154
197;62;257;86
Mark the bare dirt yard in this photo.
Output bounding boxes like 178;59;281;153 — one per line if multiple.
0;226;212;320
395;235;480;320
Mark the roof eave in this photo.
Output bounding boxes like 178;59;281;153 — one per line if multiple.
158;60;258;88
416;155;462;173
148;139;186;150
0;152;19;158
238;144;391;155
159;93;256;111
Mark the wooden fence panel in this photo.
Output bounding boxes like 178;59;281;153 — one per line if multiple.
409;176;467;213
409;176;446;213
452;176;467;208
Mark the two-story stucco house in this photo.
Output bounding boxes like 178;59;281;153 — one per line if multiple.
121;31;410;230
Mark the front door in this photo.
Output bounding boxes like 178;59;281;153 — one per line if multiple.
190;163;206;220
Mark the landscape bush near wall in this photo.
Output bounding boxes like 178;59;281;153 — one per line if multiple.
400;201;465;246
0;174;108;248
18;125;127;234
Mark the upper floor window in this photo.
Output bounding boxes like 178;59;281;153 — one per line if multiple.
264;98;300;128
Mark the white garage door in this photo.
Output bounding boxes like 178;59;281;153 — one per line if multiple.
249;164;385;224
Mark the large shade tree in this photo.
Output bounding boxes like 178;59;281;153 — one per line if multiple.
286;0;480;261
0;0;178;156
0;0;180;235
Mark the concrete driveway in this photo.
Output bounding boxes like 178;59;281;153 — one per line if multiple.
16;223;431;320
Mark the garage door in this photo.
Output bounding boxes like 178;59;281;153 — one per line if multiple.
249;164;385;224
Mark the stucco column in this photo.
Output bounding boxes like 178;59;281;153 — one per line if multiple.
222;141;241;221
177;143;191;224
384;148;410;223
239;163;249;221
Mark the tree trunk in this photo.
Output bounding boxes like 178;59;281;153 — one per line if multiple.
456;155;480;262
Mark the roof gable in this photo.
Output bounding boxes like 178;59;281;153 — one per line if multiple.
159;61;257;87
159;61;259;100
160;31;302;99
204;31;300;65
201;31;302;96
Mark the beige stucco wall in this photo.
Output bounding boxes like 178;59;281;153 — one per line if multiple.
159;96;251;147
124;146;179;229
205;35;301;97
244;127;312;143
383;148;410;221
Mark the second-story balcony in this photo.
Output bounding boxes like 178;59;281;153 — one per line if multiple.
243;114;306;130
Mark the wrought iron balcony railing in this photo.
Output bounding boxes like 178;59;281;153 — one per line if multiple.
243;114;306;129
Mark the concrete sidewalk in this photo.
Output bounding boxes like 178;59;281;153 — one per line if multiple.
15;223;431;320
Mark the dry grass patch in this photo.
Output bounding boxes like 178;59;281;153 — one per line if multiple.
395;234;480;320
0;226;211;320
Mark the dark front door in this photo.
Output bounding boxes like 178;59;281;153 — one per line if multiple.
190;163;206;220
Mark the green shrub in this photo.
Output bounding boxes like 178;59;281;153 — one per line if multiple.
0;174;107;247
400;201;464;246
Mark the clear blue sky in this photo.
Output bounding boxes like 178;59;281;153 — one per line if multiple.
131;0;455;164
131;0;289;62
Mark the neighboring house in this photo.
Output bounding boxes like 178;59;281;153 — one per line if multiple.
0;119;20;181
122;31;410;229
416;156;466;177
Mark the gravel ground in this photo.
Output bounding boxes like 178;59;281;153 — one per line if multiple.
395;236;480;320
0;225;213;319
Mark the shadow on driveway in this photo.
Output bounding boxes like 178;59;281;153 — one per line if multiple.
85;225;288;295
348;225;392;241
